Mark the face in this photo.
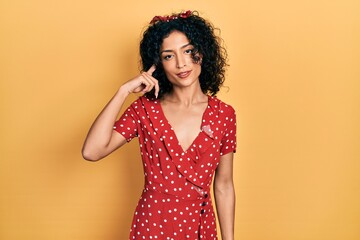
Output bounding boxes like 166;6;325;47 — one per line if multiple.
160;31;202;89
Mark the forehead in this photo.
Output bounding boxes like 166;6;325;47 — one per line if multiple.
160;31;190;51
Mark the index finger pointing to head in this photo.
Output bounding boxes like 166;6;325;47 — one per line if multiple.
147;64;156;75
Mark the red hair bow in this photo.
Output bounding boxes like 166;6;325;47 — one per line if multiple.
150;10;192;24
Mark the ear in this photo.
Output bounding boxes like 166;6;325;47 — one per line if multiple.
198;55;203;65
194;52;203;64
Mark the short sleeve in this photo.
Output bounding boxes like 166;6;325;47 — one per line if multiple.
220;105;237;156
113;102;139;142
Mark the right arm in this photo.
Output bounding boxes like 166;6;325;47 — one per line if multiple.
81;65;158;161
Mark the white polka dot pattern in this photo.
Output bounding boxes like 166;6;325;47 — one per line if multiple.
113;96;236;239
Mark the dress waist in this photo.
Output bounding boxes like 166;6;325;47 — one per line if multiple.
143;185;210;201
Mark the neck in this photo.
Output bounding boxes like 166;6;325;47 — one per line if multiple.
163;83;207;105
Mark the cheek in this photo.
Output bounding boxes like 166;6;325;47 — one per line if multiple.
159;63;172;80
194;62;202;71
161;61;175;73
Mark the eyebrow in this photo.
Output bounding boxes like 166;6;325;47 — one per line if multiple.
160;43;192;54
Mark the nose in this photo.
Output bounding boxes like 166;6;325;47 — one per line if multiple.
176;54;186;69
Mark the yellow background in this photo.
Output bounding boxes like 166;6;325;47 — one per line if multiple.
1;0;359;239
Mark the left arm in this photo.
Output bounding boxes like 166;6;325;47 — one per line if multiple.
214;152;235;240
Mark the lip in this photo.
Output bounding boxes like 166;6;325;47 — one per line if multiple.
176;70;192;79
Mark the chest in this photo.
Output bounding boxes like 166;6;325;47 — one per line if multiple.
160;102;208;152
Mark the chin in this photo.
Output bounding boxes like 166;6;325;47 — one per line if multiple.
166;71;201;88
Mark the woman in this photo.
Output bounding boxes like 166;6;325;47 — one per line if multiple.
82;10;236;240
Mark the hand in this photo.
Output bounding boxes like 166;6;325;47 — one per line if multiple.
122;65;159;98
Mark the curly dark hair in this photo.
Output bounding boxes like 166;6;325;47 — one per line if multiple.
140;11;228;99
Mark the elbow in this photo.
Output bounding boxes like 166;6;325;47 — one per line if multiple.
214;183;236;202
81;148;102;162
214;180;235;195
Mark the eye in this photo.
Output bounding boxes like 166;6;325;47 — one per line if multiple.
163;54;174;61
184;48;193;54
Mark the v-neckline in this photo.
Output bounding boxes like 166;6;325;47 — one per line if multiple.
157;95;210;153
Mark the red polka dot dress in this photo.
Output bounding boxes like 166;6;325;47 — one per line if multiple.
113;95;237;240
